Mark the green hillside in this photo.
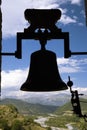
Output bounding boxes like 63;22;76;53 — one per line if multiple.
55;98;87;115
0;98;58;115
0;104;50;130
0;98;87;130
46;98;87;130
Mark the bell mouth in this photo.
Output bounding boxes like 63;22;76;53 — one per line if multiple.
20;85;68;92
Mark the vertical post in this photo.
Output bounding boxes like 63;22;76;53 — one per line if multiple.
15;33;22;59
64;32;71;58
84;0;87;26
0;0;2;97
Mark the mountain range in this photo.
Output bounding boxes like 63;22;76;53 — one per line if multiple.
21;93;71;106
3;92;87;106
0;98;58;115
1;94;86;115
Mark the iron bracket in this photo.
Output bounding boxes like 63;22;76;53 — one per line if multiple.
15;29;71;59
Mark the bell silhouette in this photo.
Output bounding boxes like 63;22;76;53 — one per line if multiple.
20;50;68;91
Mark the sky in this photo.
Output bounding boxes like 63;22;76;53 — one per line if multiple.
1;0;87;100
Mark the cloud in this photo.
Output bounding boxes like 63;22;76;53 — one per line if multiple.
1;68;29;98
57;57;87;73
59;14;77;25
71;86;87;94
1;68;28;88
71;0;81;5
1;86;87;100
53;0;81;6
58;7;77;25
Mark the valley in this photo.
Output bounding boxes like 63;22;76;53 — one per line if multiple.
0;98;87;130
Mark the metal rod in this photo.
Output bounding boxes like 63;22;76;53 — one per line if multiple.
71;52;87;55
0;52;15;56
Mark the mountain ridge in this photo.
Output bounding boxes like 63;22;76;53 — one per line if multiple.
22;93;71;106
0;98;58;115
2;93;71;106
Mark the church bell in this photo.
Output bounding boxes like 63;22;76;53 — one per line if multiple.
20;49;68;92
